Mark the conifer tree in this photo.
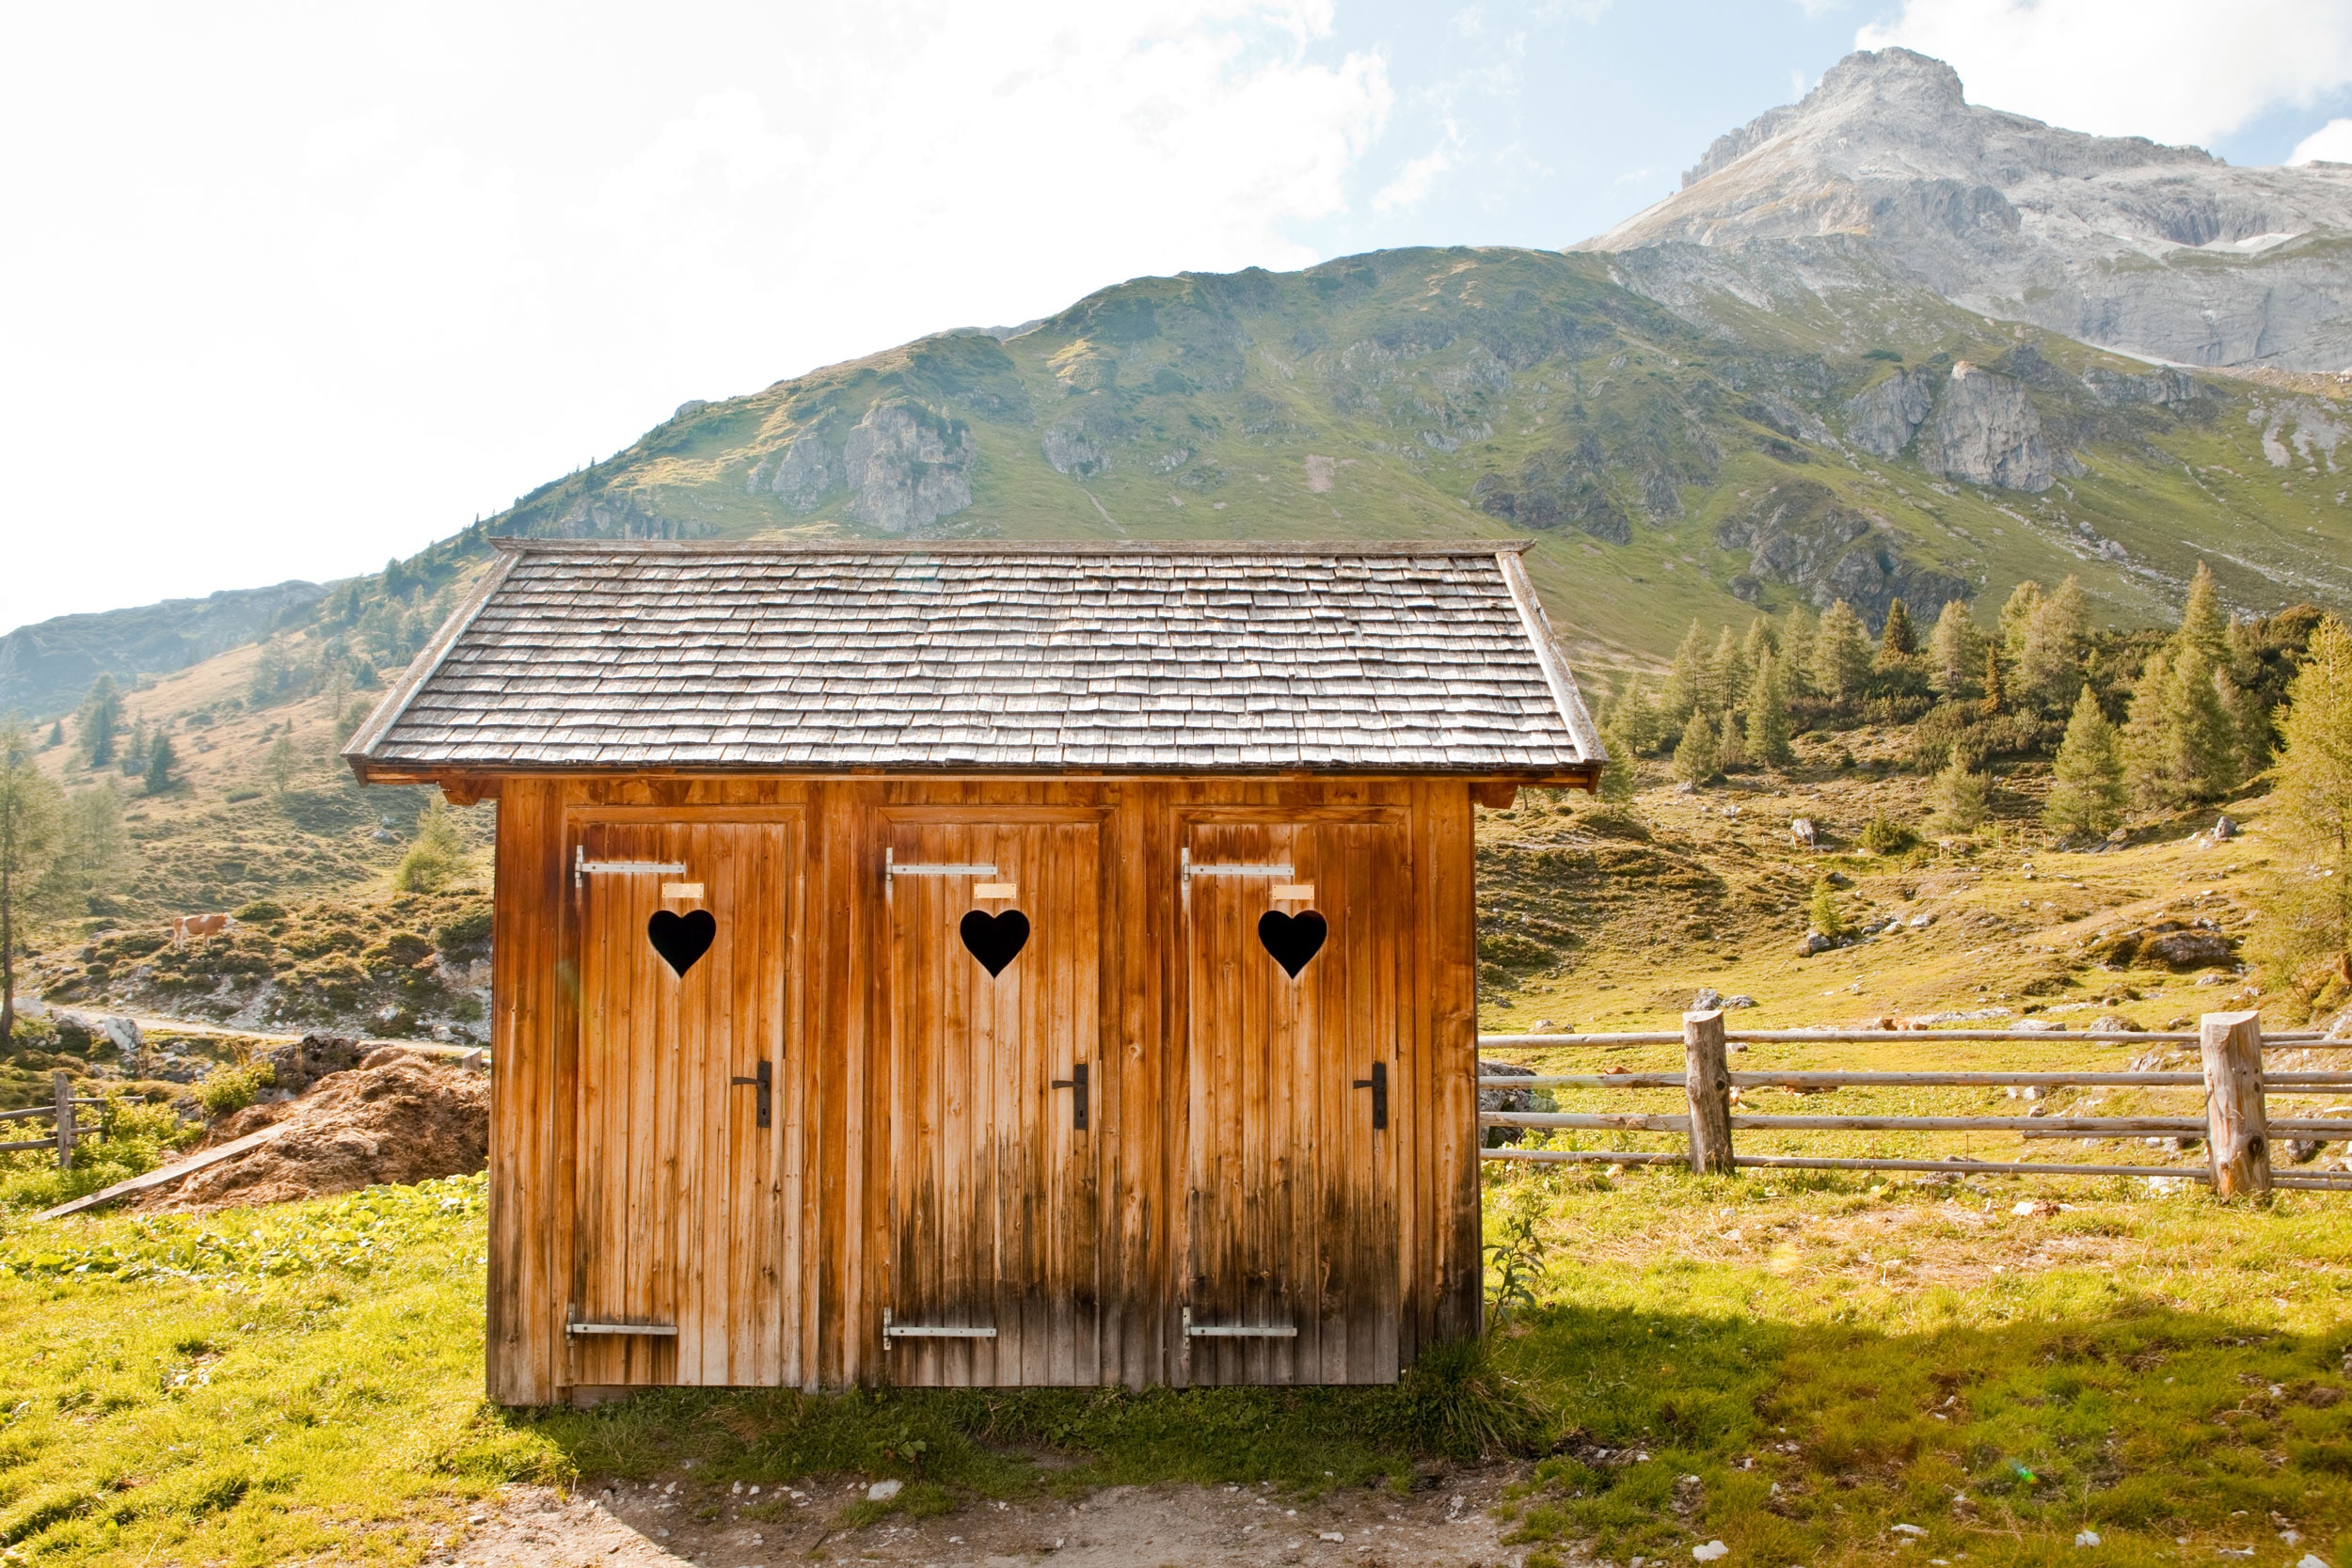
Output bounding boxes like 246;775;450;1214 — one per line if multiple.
2121;649;2171;808
0;722;63;1040
2176;562;2230;671
1879;597;1917;660
1927;600;1982;700
2123;647;2239;809
1808;877;1844;939
1927;759;1989;834
1998;579;2044;662
44;721;61;750
1673;710;1719;784
1811;599;1874;711
1744;651;1794;768
1597;725;1637;802
1780;604;1818;699
1707;626;1747;717
142;735;177;796
1661;620;1708;726
77;674;121;769
2013;575;2089;713
2045;684;2126;837
1740;615;1778;673
2251;615;2352;985
1610;675;1666;756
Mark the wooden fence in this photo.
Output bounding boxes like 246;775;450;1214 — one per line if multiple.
0;1072;114;1171
1476;1009;2352;1199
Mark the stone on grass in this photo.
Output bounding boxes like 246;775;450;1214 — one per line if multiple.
2075;1530;2100;1547
1692;1543;1729;1561
866;1480;901;1502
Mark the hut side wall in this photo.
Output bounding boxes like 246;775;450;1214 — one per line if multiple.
485;776;1481;1405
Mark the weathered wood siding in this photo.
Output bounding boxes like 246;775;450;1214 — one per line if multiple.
485;777;1481;1404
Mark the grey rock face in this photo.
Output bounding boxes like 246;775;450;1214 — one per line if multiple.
1842;369;1935;457
1714;481;1968;626
842;399;974;533
1582;47;2352;372
760;435;843;513
1915;363;2054;491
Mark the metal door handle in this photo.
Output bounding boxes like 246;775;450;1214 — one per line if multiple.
730;1061;772;1128
1049;1062;1089;1131
1352;1062;1388;1131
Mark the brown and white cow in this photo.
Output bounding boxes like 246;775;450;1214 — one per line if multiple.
170;912;234;949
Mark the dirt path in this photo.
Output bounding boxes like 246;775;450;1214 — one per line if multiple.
442;1466;1534;1568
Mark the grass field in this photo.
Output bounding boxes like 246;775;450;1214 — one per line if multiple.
0;1162;2343;1567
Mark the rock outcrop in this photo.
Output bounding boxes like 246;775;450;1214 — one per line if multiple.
1715;481;1968;626
1842;369;1935;458
842;400;975;532
1914;363;2058;491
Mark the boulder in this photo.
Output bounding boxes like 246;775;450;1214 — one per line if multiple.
2140;929;2235;970
1478;1060;1541;1147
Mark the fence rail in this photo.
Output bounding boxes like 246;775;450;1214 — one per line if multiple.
0;1073;114;1167
1476;1011;2352;1198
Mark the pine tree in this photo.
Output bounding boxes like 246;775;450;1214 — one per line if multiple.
142;735;177;796
2045;684;2126;837
1597;724;1637;802
1740;615;1778;673
1879;597;1917;660
2122;649;2172;809
1672;710;1720;785
2122;647;2239;809
1811;600;1874;710
395;800;469;893
264;736;300;795
1927;600;1982;700
1998;579;2045;662
1927;760;1990;834
1662;620;1708;726
1980;646;2005;717
2251;615;2352;987
1808;877;1845;939
1706;626;1747;717
0;722;64;1040
1744;651;1794;768
77;675;121;769
43;721;61;750
1781;604;1818;699
2176;562;2231;672
2013;575;2089;713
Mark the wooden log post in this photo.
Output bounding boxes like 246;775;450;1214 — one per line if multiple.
2200;1010;2269;1199
1683;1009;1735;1175
51;1071;75;1173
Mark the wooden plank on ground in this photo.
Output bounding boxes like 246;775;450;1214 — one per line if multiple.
35;1122;294;1220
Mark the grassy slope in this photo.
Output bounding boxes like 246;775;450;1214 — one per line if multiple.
485;246;2349;664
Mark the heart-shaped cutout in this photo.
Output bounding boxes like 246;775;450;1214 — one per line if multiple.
647;909;716;977
1258;910;1327;978
960;909;1030;977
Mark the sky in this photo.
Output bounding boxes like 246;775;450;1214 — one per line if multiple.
8;0;2352;636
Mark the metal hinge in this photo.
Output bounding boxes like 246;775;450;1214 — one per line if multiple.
883;847;998;882
882;1308;997;1339
1182;1307;1297;1338
574;845;688;890
1180;847;1295;888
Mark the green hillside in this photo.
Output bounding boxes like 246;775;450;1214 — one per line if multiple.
468;245;2350;662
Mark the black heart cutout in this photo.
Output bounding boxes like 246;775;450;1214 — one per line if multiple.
960;909;1030;977
1258;910;1327;978
647;909;716;977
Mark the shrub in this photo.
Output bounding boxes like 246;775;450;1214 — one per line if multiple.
434;906;494;954
232;900;287;923
1857;808;1918;855
196;1061;274;1117
1809;878;1845;938
394;800;468;893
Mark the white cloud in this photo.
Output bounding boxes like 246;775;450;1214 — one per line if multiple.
1857;0;2352;148
0;1;1391;634
1375;121;1463;214
2293;117;2352;164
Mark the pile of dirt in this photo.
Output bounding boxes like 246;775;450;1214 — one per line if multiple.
133;1046;487;1213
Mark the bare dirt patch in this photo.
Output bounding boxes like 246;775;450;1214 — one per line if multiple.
131;1047;485;1212
444;1468;1532;1568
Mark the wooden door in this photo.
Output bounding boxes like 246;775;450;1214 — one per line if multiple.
1181;816;1406;1385
572;817;802;1387
885;816;1104;1386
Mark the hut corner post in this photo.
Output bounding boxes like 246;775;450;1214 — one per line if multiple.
1683;1010;1735;1175
2200;1010;2270;1200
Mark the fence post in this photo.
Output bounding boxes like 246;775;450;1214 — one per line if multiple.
2201;1010;2269;1199
1684;1009;1735;1175
51;1070;75;1173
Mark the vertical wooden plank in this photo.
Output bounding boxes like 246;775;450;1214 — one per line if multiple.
487;778;565;1404
1428;783;1483;1345
1684;1010;1735;1175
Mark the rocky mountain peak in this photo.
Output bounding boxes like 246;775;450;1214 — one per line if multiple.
1585;50;2352;372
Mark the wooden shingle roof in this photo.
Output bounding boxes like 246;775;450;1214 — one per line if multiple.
343;541;1605;779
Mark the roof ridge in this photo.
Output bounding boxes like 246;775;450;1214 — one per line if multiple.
487;537;1534;557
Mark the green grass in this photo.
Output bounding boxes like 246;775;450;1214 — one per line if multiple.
0;1165;2344;1565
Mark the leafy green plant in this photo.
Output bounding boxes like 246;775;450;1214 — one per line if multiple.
1857;807;1917;855
1485;1185;1551;1328
195;1060;274;1117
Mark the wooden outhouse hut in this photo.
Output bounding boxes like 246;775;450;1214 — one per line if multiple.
344;540;1602;1404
